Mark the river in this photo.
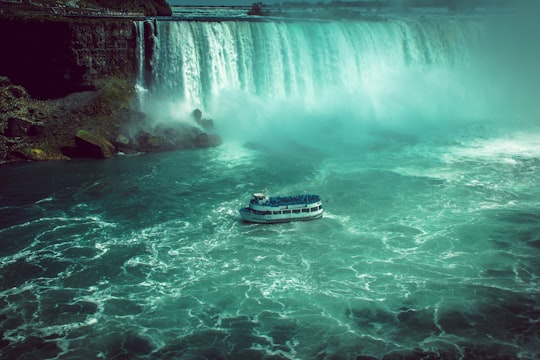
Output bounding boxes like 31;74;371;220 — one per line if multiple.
1;5;540;359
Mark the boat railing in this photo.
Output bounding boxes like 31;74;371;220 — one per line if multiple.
250;194;321;207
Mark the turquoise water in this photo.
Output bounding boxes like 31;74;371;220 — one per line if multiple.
3;7;540;359
1;126;539;358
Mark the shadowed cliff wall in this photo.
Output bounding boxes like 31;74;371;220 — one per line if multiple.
0;18;137;99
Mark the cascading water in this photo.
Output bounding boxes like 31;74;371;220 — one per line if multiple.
135;15;532;148
136;10;540;143
141;19;484;104
134;20;147;109
135;19;158;111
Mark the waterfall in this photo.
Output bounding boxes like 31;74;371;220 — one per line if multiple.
134;21;147;109
138;18;483;105
135;19;158;110
133;14;538;145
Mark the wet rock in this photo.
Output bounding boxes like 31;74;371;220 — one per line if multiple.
0;83;222;164
188;129;221;148
126;138;143;153
192;108;203;122
130;123;222;152
192;108;215;130
137;131;174;152
74;129;116;159
114;133;130;147
195;133;211;147
113;133;140;154
200;118;215;131
201;132;221;147
145;135;173;150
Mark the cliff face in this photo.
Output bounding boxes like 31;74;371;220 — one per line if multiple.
0;15;221;164
0;18;137;99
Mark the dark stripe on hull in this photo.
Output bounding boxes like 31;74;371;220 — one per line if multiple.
241;212;323;224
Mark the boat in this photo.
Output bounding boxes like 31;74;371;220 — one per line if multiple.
239;192;323;223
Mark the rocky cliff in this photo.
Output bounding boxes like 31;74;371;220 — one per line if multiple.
0;8;221;164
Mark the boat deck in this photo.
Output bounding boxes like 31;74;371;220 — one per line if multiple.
250;194;321;207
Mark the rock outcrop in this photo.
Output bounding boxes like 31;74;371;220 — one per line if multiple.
74;130;116;159
0;76;221;164
114;110;222;154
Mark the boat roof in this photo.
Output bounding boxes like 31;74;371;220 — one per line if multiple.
250;193;321;206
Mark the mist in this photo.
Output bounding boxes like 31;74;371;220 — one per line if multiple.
137;8;540;153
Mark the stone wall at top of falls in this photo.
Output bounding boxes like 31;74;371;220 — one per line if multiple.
0;17;138;99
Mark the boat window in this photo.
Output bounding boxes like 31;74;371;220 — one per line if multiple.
273;211;282;215
293;209;300;214
310;207;318;212
302;208;309;213
318;205;322;210
263;211;271;215
283;210;291;214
